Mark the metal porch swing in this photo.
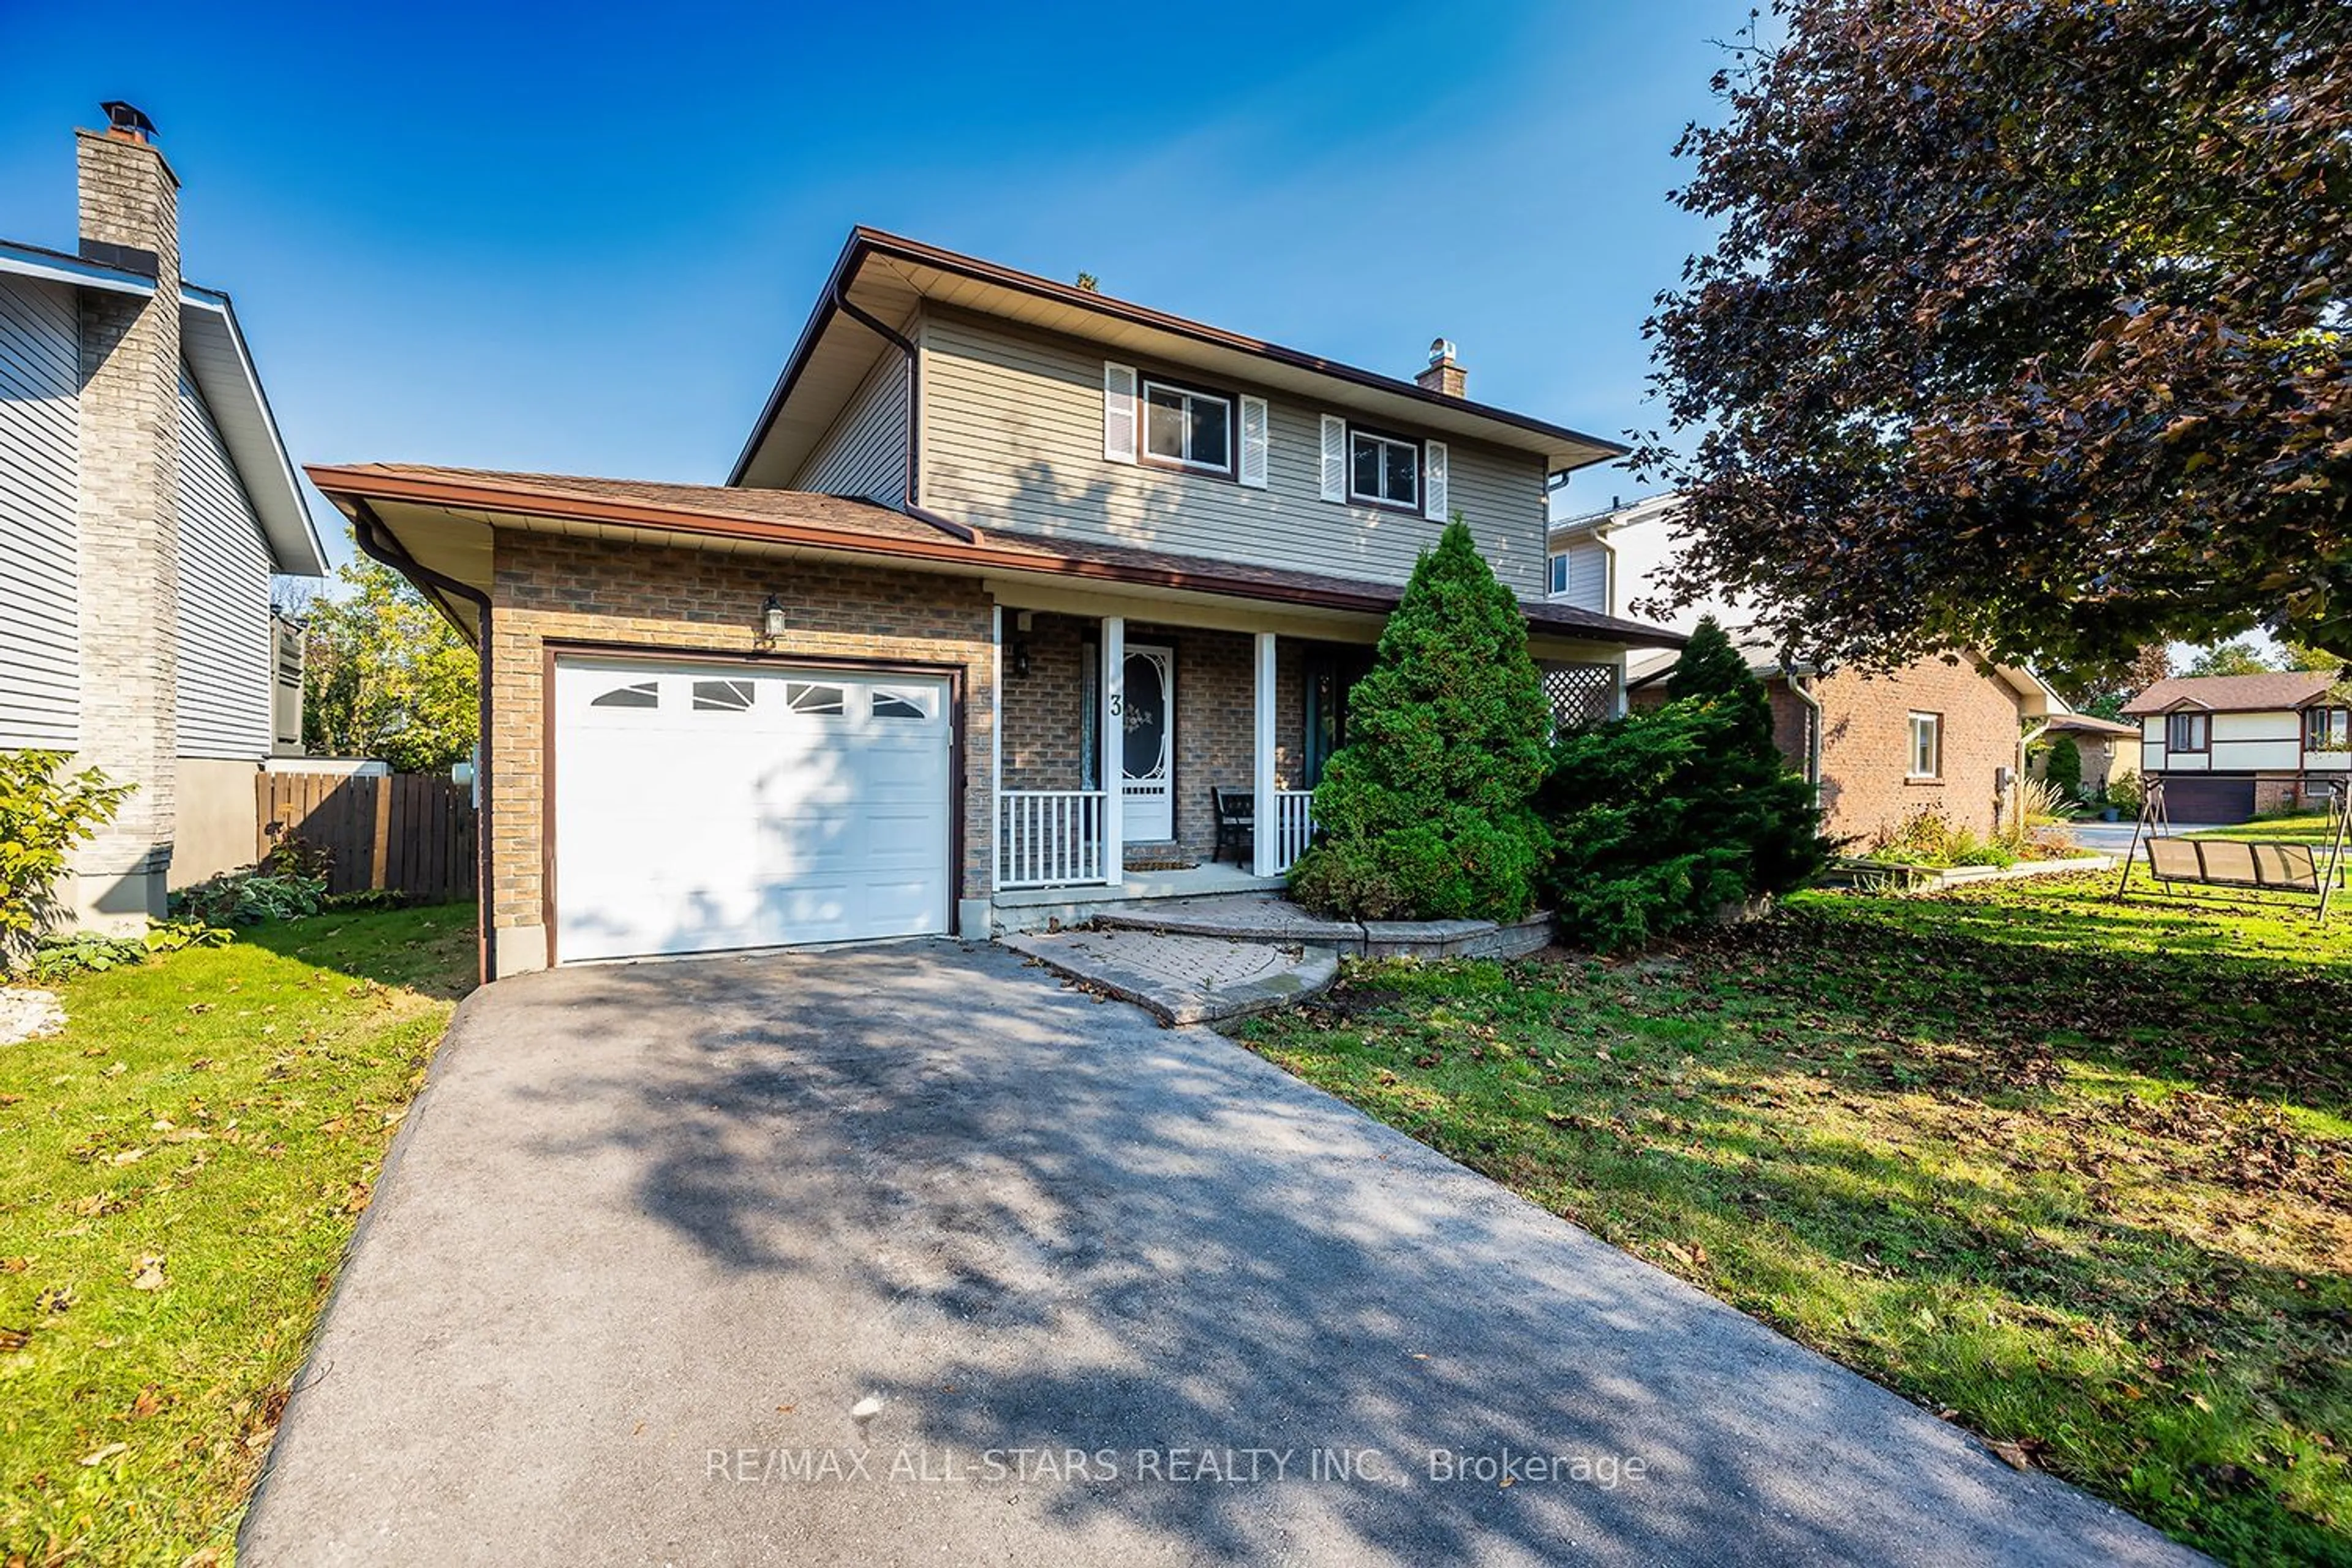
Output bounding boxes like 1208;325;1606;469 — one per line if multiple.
2114;778;2350;922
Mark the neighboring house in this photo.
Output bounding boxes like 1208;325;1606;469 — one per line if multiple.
2122;671;2351;822
1;105;324;929
2026;712;2142;800
312;228;1684;975
1549;494;2060;845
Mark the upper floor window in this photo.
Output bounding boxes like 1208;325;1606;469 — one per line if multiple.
2167;711;2210;753
1349;428;1420;510
1141;379;1232;475
1907;712;1942;779
2307;706;2351;752
1548;553;1569;595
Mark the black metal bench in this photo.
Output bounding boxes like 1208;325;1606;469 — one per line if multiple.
1211;786;1253;865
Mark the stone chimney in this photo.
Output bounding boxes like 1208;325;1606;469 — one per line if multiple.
72;102;182;927
1415;337;1466;398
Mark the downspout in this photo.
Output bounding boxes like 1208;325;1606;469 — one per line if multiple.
833;287;922;510
349;500;498;984
1787;668;1825;809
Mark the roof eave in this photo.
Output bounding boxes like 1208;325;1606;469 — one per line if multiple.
309;465;1682;649
729;227;1630;488
179;286;326;578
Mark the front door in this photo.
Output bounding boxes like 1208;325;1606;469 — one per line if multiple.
1121;643;1175;841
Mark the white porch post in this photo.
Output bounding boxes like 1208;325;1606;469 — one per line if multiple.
1101;616;1125;886
1252;631;1278;878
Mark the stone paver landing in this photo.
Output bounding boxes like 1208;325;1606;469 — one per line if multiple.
996;926;1339;1025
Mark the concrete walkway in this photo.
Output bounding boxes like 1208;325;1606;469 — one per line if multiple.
242;943;2202;1567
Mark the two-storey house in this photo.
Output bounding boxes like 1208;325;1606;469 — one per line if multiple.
314;232;1680;975
2124;671;2351;821
2;105;323;931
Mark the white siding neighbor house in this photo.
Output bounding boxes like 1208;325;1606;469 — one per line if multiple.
0;104;324;929
2124;671;2351;822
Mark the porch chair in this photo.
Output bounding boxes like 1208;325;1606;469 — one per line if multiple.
1211;786;1254;866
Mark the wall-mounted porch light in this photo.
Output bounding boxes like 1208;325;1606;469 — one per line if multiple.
1011;609;1034;678
760;594;787;641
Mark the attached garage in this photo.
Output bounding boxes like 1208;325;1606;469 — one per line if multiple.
552;656;956;962
2155;774;2257;824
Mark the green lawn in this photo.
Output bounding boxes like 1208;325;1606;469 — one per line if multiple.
2191;813;2346;844
1241;872;2351;1566
0;904;476;1565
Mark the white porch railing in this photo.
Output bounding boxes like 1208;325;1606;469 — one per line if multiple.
1000;790;1107;889
1270;789;1317;874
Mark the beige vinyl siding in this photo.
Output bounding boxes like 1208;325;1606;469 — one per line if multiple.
0;276;81;748
918;309;1550;595
789;348;908;506
176;366;274;759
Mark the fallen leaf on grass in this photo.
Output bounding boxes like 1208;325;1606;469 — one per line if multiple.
79;1442;128;1466
130;1256;167;1291
130;1385;163;1419
108;1148;146;1167
0;1326;30;1352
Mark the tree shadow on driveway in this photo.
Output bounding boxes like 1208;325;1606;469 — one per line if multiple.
475;941;2196;1567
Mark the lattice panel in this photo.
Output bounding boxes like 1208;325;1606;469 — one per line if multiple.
1544;663;1619;729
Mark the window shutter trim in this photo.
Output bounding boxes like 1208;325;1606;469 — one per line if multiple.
1422;439;1449;521
1238;395;1269;488
1319;415;1346;502
1103;361;1138;463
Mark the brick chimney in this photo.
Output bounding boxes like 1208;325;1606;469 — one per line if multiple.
1415;337;1466;398
72;102;182;927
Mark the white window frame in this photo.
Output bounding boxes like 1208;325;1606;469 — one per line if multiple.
1347;426;1421;510
2167;711;2210;753
1907;712;1942;780
1547;553;1570;595
1139;378;1235;476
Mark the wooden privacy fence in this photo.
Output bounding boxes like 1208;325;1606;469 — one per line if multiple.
257;772;477;901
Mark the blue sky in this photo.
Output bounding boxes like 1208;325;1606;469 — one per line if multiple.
0;0;1752;570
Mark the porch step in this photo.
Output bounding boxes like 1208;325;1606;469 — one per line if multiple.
1090;893;1555;961
998;927;1338;1027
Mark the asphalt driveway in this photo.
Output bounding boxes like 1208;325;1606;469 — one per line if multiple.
242;941;2201;1566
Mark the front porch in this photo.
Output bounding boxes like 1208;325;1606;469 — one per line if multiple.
978;589;1639;933
990;609;1343;905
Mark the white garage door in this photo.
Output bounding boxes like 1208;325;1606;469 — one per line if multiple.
553;657;953;962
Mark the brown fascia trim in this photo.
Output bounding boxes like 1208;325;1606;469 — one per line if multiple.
724;227;1631;487
309;465;1679;647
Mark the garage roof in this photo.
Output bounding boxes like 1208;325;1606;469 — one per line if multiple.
307;462;1686;652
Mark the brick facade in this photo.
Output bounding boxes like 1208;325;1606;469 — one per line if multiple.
486;533;997;967
997;614;1308;865
70;127;182;926
1806;654;2026;846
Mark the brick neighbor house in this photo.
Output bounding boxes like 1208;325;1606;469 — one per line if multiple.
1;105;323;930
1548;494;2062;848
2122;671;2351;822
311;230;1684;977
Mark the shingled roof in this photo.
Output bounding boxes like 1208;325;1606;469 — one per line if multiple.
2122;671;2340;715
306;464;1687;649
